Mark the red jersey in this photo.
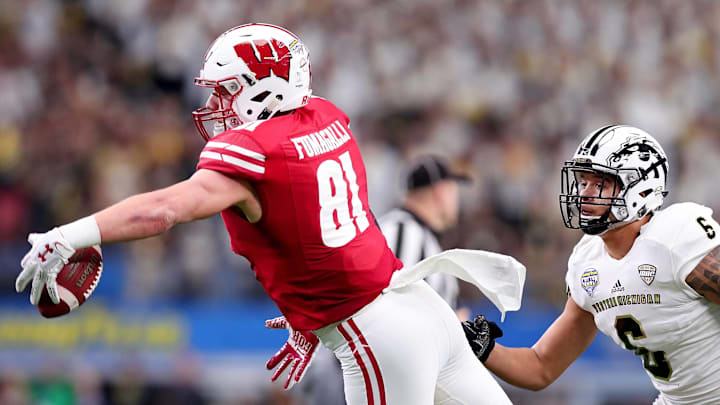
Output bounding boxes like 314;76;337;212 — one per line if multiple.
196;97;402;330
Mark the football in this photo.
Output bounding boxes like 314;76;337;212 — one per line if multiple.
36;245;103;318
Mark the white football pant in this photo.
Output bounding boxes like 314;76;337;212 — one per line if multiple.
314;280;512;405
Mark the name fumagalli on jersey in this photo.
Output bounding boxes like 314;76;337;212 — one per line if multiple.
565;202;720;403
290;120;351;160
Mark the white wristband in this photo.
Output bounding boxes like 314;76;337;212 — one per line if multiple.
58;215;102;249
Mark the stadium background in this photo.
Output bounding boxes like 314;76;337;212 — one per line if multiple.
1;0;719;404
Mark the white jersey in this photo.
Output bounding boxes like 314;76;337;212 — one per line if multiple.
566;202;720;405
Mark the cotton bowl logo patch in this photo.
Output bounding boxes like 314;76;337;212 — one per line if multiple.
581;268;599;296
638;264;657;286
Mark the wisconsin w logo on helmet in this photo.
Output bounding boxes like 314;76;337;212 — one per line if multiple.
192;24;312;140
233;39;291;82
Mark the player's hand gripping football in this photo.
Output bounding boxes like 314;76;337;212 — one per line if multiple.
265;316;319;390
462;314;504;363
16;229;76;305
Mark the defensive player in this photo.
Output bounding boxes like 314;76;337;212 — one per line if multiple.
463;125;720;404
16;24;511;404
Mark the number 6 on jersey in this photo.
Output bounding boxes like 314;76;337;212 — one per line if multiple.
317;151;370;247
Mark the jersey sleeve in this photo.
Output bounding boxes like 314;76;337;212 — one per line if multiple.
196;131;266;181
654;203;720;290
565;236;587;304
565;234;599;305
564;270;573;298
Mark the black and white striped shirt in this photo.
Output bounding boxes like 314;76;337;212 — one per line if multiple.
378;208;459;309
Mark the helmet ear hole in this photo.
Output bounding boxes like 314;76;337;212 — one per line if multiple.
251;91;271;102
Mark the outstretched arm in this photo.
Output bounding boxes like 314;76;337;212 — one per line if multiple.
484;297;597;391
685;246;720;305
16;169;260;305
94;168;260;243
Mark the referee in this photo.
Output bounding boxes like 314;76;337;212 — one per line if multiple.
379;155;470;310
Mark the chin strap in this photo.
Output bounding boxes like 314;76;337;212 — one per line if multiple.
582;206;647;236
213;121;226;137
581;209;612;235
213;116;242;137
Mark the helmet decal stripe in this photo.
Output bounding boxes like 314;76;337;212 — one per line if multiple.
581;124;617;156
589;125;624;156
640;156;668;180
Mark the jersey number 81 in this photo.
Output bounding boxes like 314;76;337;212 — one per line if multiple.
317;151;370;247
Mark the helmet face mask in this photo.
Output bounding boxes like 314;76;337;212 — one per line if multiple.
192;23;312;140
561;162;631;235
559;125;669;235
192;78;244;140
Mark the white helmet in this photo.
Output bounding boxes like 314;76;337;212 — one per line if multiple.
559;125;669;235
192;23;312;140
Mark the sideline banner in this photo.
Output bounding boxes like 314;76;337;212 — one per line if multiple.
0;300;285;353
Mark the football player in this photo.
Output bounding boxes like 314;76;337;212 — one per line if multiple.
16;24;511;404
463;125;720;404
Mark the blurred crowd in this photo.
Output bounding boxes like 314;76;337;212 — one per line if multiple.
1;0;719;403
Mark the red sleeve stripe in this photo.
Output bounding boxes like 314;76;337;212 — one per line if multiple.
199;151;265;174
206;141;266;162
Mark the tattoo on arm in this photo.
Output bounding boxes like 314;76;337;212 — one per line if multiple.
685;246;720;304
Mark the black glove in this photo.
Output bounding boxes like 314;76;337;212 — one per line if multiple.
461;314;503;363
